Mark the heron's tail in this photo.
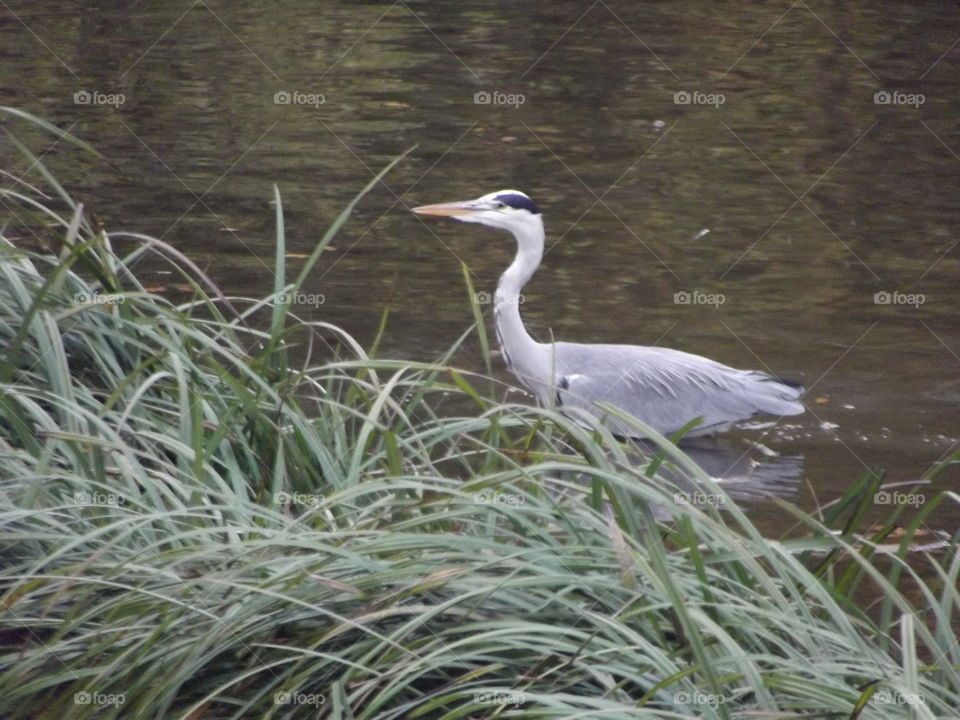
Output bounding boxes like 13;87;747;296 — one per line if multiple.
747;372;806;415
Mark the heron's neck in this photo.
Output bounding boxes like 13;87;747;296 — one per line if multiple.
494;218;545;381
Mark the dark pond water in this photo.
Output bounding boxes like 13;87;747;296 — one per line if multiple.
1;1;957;534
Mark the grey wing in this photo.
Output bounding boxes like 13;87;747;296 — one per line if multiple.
552;342;804;438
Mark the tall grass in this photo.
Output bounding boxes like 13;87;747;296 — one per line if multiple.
1;108;958;719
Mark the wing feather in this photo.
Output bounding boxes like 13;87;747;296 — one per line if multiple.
551;342;804;438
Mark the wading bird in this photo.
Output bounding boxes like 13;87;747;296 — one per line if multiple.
412;190;804;439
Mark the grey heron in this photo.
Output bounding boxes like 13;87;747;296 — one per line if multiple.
412;190;804;439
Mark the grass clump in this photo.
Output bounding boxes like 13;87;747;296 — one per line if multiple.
0;109;958;719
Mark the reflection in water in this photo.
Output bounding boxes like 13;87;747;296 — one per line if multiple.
633;437;804;512
667;440;802;501
547;434;803;521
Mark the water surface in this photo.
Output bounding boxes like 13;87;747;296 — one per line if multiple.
1;0;957;531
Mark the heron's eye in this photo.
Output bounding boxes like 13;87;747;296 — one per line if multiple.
494;201;506;209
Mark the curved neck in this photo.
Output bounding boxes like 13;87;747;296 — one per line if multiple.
494;216;545;385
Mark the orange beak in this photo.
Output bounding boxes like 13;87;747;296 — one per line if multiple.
411;201;478;217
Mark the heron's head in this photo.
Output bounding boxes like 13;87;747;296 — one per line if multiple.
412;190;541;234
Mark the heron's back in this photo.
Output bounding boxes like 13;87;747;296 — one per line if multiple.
545;342;804;438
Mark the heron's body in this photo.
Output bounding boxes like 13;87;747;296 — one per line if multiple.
413;190;804;439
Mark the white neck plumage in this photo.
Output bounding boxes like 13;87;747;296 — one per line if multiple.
493;215;548;394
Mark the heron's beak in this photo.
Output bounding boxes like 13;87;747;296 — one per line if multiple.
411;201;479;217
